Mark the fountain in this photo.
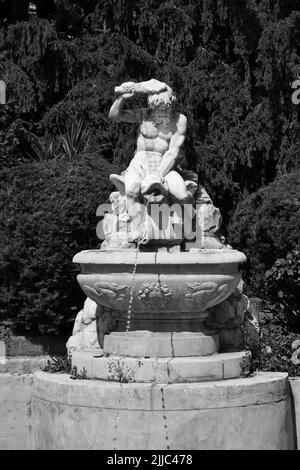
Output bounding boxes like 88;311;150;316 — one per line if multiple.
32;80;294;450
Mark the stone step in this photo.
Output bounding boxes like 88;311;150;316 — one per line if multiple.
103;331;219;357
71;349;246;383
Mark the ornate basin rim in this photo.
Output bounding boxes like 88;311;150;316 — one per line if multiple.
73;249;246;266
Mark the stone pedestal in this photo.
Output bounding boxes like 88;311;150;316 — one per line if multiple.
104;331;219;357
32;371;295;450
32;327;295;449
71;329;245;383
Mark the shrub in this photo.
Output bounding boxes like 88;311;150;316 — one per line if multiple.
228;172;300;374
228;171;300;296
259;305;300;377
0;152;116;335
265;250;300;320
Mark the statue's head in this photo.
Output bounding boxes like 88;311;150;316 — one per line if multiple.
147;85;176;111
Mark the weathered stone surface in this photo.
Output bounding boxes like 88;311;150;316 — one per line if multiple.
74;250;246;324
96;305;119;348
80;297;98;325
103;331;219;357
99;191;133;250
204;285;261;353
207;289;249;330
67;298;100;353
243;299;261;357
32;371;294;449
67;298;121;353
0;356;49;374
67;321;99;354
196;187;222;234
71;349;245;383
219;328;244;352
0;356;51;450
289;378;300;449
0;374;33;450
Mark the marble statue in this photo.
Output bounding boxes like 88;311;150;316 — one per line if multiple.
98;78;230;249
108;79;197;239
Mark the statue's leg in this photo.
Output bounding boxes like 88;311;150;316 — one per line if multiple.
164;171;193;203
124;167;143;238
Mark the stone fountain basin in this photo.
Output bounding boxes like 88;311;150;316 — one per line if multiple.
73;249;246;314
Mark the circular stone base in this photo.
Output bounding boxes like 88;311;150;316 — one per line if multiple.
103;331;219;357
72;349;245;383
32;371;295;450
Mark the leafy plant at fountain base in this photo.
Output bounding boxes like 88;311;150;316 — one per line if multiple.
42;354;72;374
70;365;88;380
42;354;88;379
107;358;143;383
240;351;253;378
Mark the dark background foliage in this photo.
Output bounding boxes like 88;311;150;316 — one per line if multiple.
0;1;299;345
228;171;300;297
0;153;115;334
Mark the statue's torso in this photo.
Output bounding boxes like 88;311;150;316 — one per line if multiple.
136;110;178;155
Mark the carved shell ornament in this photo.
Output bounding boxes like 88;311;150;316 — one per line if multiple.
138;282;173;309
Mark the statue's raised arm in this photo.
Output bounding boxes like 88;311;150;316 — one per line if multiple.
109;79;168;123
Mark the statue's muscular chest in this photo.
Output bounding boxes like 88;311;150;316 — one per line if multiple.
139;120;174;141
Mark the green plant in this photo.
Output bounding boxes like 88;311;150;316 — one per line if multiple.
58;118;91;159
42;355;89;379
42;354;72;373
107;357;143;383
240;350;253;377
259;306;300;377
0;320;12;346
70;365;88;380
26;135;63;161
265;250;300;320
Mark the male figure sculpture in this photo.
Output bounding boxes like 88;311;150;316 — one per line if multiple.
108;79;197;236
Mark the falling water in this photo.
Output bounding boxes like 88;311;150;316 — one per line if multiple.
125;197;152;334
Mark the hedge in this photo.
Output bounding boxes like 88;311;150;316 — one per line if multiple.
0;152;115;335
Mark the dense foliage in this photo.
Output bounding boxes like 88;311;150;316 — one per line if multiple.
229;172;300;374
0;153;115;334
228;171;300;298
